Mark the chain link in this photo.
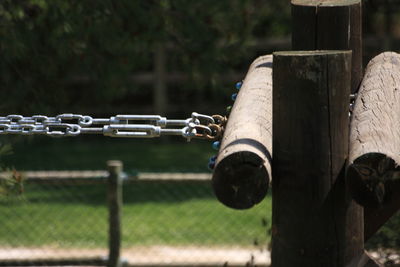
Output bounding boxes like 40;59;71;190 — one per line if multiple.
0;112;226;141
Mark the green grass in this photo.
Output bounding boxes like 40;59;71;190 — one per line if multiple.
0;182;272;248
0;136;272;249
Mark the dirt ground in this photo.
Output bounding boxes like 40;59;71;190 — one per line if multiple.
0;246;270;266
2;246;400;266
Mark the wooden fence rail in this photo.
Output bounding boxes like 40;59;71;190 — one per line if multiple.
347;52;400;241
212;55;272;210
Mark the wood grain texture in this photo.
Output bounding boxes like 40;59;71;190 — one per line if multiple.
348;52;400;207
212;55;272;210
348;52;400;240
272;51;360;267
291;0;362;93
292;1;364;263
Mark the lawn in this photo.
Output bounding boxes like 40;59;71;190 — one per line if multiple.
0;136;272;249
2;133;399;252
0;181;272;249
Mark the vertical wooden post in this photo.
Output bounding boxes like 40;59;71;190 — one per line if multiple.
291;0;365;265
292;0;362;93
107;160;123;267
272;50;352;267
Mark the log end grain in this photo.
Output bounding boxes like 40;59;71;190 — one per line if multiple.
212;151;269;210
348;52;400;208
348;153;400;208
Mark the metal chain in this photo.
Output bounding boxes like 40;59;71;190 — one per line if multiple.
0;112;226;141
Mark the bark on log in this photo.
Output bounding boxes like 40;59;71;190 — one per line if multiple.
212;55;272;210
348;52;400;241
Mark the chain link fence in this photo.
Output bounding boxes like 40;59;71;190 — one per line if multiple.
0;169;271;266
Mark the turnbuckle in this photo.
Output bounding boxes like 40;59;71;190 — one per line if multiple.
110;114;199;128
103;124;194;138
103;124;162;138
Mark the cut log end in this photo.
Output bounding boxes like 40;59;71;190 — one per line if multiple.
211;55;272;210
347;153;399;208
212;151;269;210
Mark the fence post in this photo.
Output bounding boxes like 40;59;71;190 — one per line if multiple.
291;0;365;264
272;50;353;267
107;160;123;267
291;0;362;94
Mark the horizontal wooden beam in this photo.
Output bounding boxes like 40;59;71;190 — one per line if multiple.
212;55;272;209
347;52;400;240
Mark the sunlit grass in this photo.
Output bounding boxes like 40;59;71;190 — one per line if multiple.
0;182;272;248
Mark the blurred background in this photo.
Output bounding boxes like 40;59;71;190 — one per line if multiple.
0;0;399;266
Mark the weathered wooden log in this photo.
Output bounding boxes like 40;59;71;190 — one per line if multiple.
348;52;400;207
212;55;272;210
272;50;354;267
348;52;400;240
292;0;362;93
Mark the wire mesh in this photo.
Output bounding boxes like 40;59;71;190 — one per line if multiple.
0;178;108;264
0;172;271;266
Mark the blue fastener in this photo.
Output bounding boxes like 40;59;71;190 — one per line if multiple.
231;93;237;101
235;81;243;90
208;161;215;170
208;155;217;170
212;141;220;150
210;155;217;163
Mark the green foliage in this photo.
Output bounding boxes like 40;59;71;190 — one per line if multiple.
0;170;24;198
0;143;24;198
0;0;290;114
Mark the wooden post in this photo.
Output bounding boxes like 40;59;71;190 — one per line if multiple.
291;1;366;265
348;52;400;240
292;0;362;94
212;55;272;209
107;160;123;267
272;50;356;267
